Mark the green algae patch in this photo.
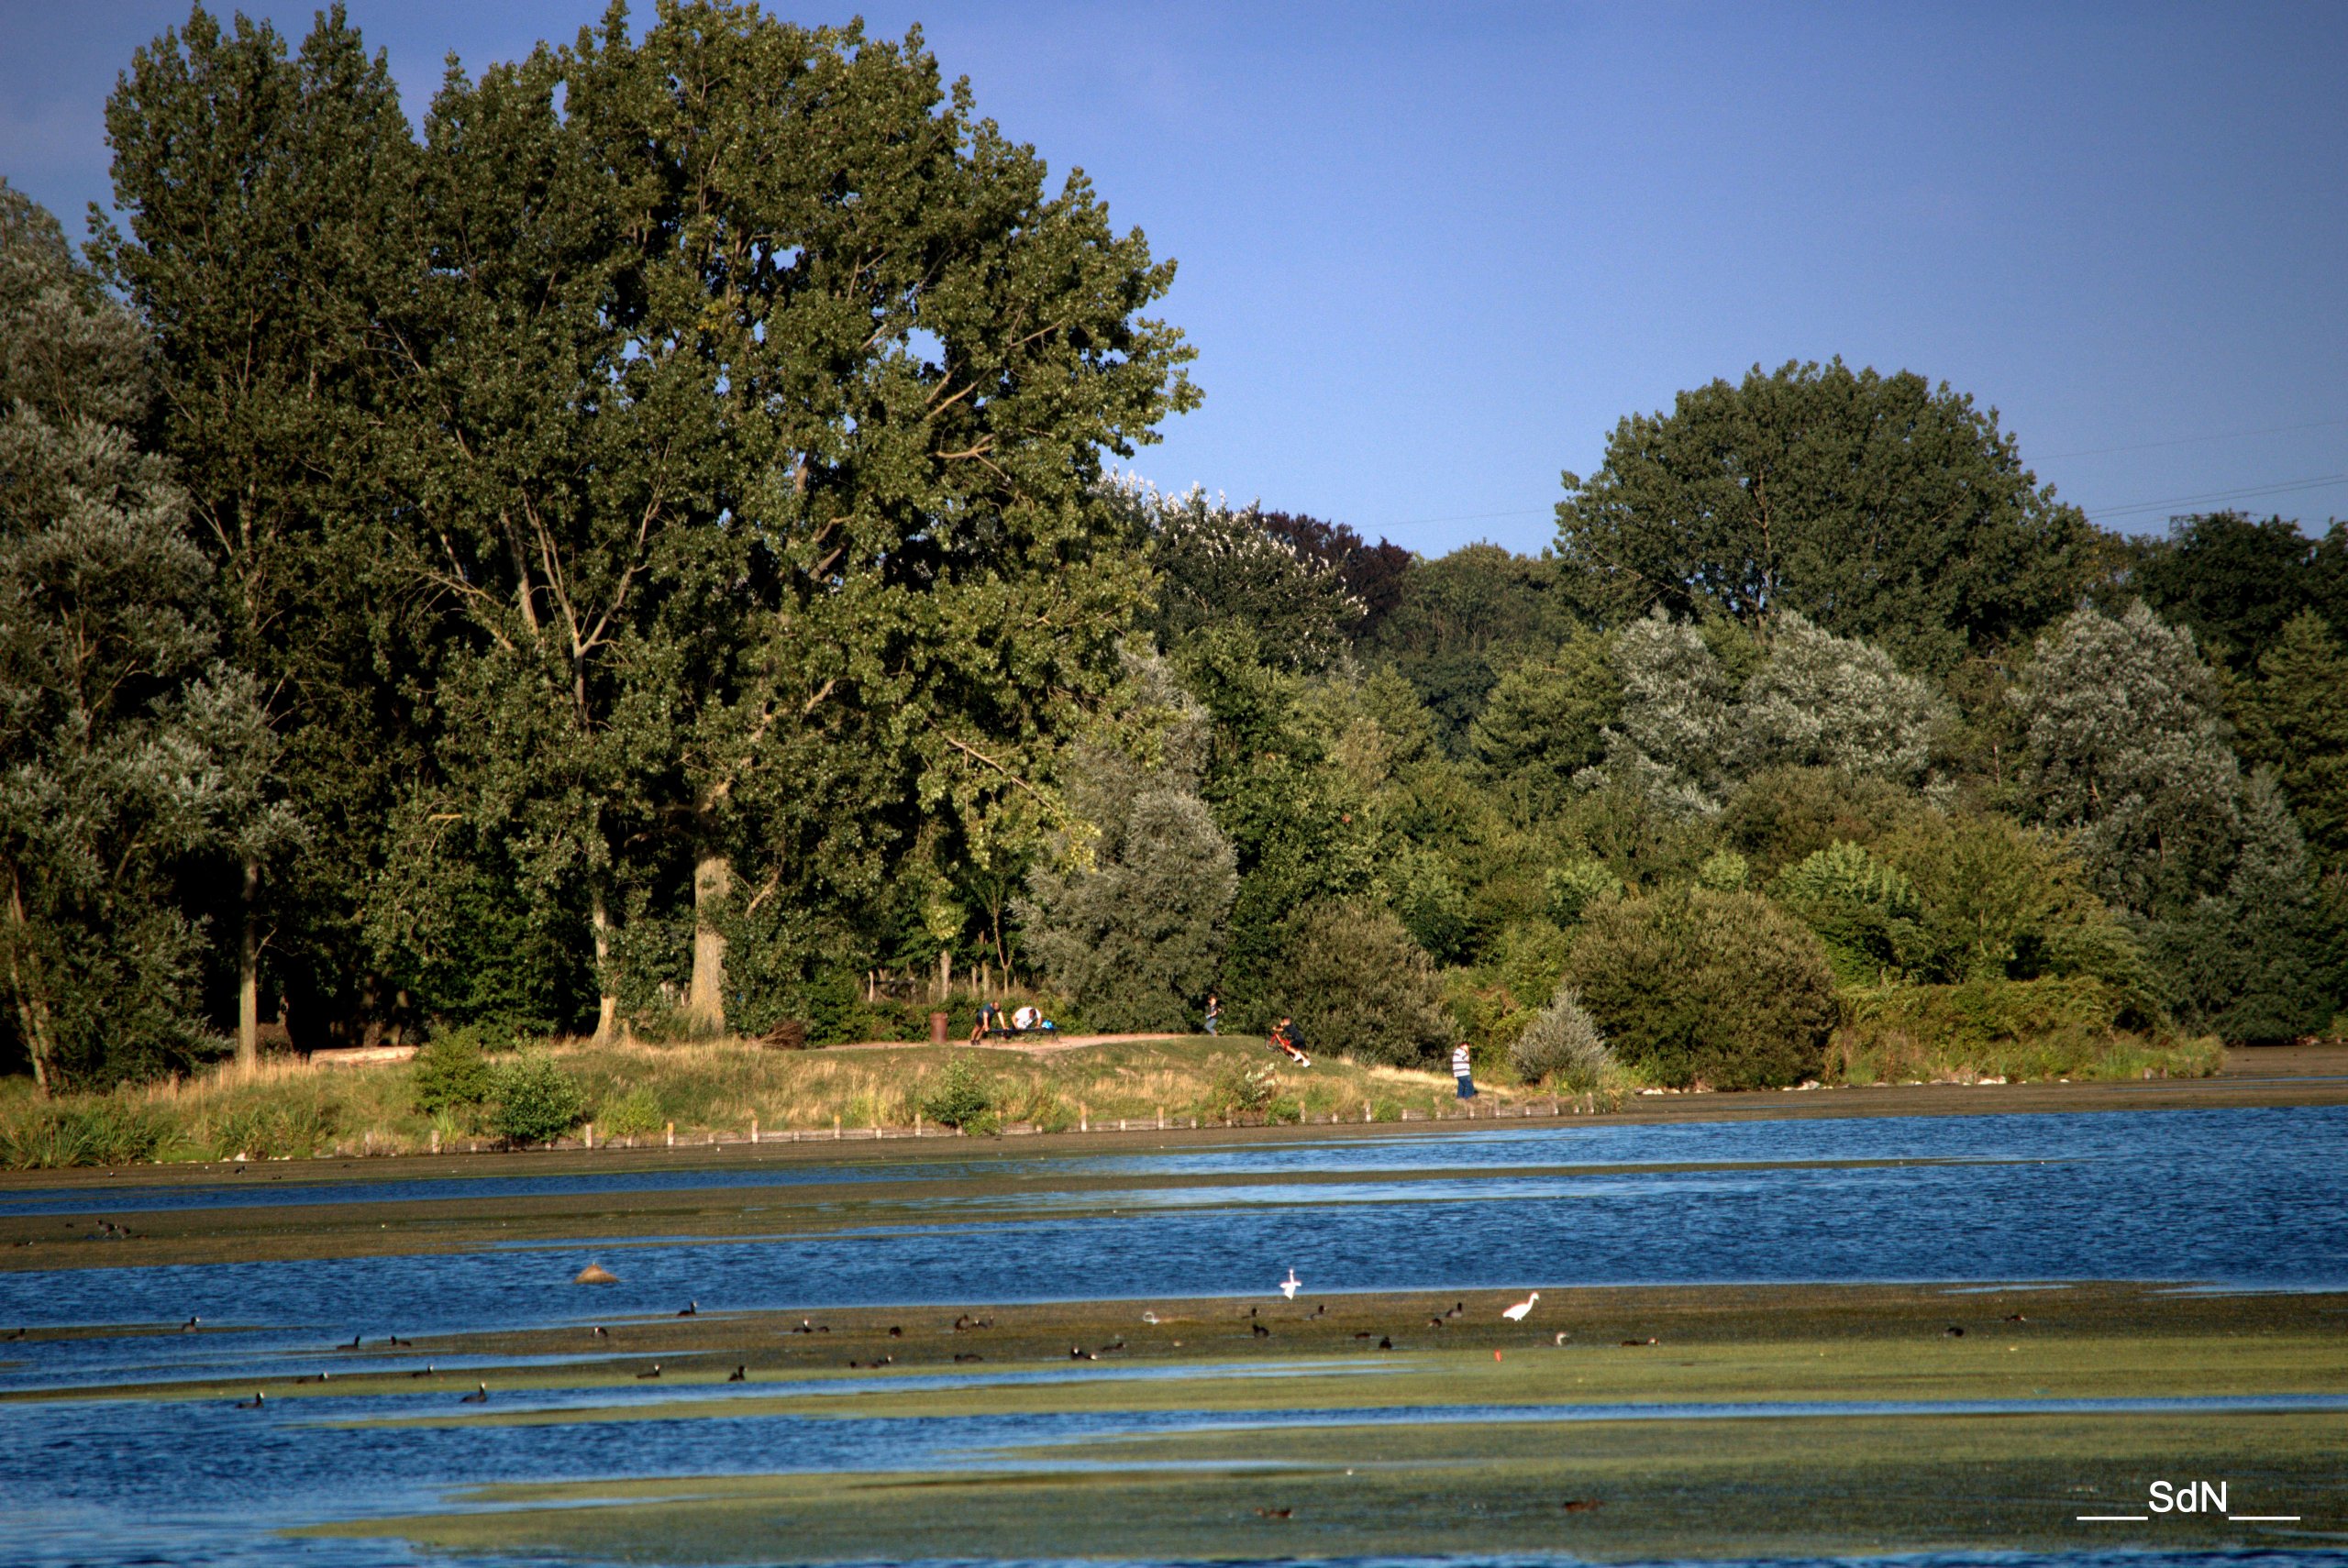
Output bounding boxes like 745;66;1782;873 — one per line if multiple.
298;1409;2348;1563
327;1330;2348;1432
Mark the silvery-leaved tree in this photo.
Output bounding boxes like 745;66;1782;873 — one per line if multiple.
0;184;277;1091
1733;611;1944;782
383;6;1195;1038
1017;660;1237;1032
1575;609;1732;816
2010;602;2242;920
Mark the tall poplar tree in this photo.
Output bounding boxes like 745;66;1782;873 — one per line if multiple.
387;4;1195;1037
99;4;421;1060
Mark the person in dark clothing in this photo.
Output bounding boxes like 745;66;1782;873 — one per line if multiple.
1267;1015;1311;1067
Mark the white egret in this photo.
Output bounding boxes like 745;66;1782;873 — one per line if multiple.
1279;1268;1301;1300
1501;1290;1540;1321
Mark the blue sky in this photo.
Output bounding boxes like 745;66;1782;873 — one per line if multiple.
5;2;2342;556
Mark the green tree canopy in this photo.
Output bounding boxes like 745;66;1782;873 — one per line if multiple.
0;182;272;1090
2127;511;2317;673
1555;359;2099;672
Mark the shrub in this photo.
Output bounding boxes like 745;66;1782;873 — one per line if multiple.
1020;756;1238;1032
598;1085;665;1143
1565;887;1838;1088
1205;1056;1280;1118
205;1095;338;1162
1545;856;1624;924
919;1057;992;1129
1774;839;1924;985
1833;976;2221;1082
1695;847;1751;891
1271;900;1452;1066
410;1030;497;1116
0;1095;173;1168
488;1053;585;1147
1508;983;1615;1089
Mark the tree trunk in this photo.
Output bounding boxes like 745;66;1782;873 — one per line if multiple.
237;857;261;1071
5;877;55;1096
590;889;620;1044
685;853;731;1036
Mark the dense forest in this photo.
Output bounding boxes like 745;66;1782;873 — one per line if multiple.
5;3;2344;1102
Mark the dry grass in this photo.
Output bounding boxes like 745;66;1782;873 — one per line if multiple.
0;1035;1560;1166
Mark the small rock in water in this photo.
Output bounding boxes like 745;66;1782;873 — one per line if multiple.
573;1264;619;1285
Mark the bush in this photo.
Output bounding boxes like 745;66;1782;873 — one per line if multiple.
1833;976;2221;1082
410;1030;497;1116
1774;840;1925;985
1205;1056;1281;1118
1565;887;1838;1088
919;1056;992;1129
1508;983;1616;1089
205;1095;338;1161
1271;900;1452;1066
1020;757;1238;1032
488;1053;585;1147
0;1095;173;1168
1545;856;1624;924
598;1085;665;1142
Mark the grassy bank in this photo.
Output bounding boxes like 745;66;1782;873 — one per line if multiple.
1828;977;2224;1085
0;1004;2245;1170
0;1036;1581;1169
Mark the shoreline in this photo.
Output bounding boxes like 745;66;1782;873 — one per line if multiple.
3;1042;2341;1195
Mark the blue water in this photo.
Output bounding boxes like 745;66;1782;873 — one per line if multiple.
0;1106;2342;1567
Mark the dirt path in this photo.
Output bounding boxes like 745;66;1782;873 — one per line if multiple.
820;1032;1191;1055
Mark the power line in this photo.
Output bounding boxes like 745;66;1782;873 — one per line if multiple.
2086;470;2348;522
2037;414;2348;461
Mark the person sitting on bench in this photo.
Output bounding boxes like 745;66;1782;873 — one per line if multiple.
1266;1015;1312;1067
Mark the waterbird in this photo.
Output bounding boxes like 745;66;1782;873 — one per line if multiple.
1378;1336;1392;1350
1554;1331;1571;1346
1251;1321;1270;1338
1142;1311;1160;1325
2003;1312;2029;1323
887;1325;902;1338
593;1326;609;1338
1255;1507;1291;1518
678;1300;699;1317
388;1335;411;1347
1620;1337;1657;1346
180;1316;200;1332
460;1383;488;1403
345;1333;362;1349
953;1353;984;1363
1943;1325;1966;1337
1445;1302;1464;1319
726;1365;747;1383
1069;1346;1094;1360
1279;1268;1301;1300
411;1364;436;1377
236;1391;265;1409
637;1364;662;1379
1501;1291;1540;1322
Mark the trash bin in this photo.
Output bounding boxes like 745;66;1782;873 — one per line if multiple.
929;1010;949;1044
